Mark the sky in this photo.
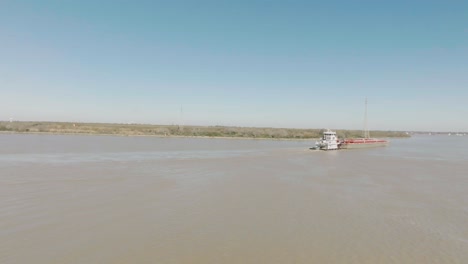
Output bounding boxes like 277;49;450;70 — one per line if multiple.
1;0;467;131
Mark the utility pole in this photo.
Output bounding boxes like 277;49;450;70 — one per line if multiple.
363;98;370;138
179;105;184;131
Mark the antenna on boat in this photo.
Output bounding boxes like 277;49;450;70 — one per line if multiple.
363;98;370;138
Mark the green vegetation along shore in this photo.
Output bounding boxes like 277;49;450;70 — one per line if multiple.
0;121;409;139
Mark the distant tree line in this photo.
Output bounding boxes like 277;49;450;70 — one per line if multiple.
0;122;410;139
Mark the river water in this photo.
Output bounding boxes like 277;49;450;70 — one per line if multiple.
1;134;467;263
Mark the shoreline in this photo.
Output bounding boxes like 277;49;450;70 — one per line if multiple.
0;121;411;140
0;131;319;141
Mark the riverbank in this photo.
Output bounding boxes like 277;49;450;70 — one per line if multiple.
0;121;410;140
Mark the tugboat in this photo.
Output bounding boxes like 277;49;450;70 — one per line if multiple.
314;130;340;150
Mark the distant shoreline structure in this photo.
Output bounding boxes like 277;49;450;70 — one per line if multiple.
0;121;410;140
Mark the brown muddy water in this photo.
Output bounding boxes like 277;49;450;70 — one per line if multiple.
1;134;467;263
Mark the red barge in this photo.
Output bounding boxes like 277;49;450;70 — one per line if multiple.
313;98;389;150
339;138;388;149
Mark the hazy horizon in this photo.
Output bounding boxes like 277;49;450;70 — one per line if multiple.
2;1;467;131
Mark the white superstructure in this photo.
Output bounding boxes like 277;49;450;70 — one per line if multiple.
315;130;339;150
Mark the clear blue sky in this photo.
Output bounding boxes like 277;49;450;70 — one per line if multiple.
1;0;467;131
